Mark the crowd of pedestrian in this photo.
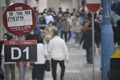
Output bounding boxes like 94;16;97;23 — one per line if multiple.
0;2;120;79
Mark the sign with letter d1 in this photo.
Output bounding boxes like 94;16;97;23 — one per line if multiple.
4;40;37;62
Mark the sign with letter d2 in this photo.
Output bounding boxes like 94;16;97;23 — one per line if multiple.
4;40;37;62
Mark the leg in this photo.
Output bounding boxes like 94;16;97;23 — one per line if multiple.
0;67;4;80
60;31;63;39
59;60;65;80
74;32;77;44
36;64;45;80
51;59;58;80
10;64;15;80
86;48;89;63
68;30;71;41
87;47;93;64
23;67;27;80
4;64;10;80
64;32;68;42
89;47;93;64
32;65;36;80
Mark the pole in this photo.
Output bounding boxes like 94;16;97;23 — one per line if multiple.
17;36;25;80
9;1;25;80
92;13;95;80
102;0;114;80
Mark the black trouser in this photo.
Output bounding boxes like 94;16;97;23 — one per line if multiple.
86;47;93;64
51;59;65;80
0;67;4;80
32;64;45;80
61;31;68;42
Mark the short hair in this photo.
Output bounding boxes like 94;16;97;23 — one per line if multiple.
53;30;59;36
37;38;43;43
3;33;13;40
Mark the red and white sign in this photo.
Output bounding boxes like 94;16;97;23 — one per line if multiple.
86;0;101;12
3;3;36;36
4;40;37;62
4;40;37;45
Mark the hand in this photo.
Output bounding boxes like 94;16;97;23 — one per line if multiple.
66;60;69;63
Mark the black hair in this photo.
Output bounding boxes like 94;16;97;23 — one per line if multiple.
53;30;59;36
37;38;43;43
3;33;13;40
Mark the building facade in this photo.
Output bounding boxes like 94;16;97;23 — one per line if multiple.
28;0;82;13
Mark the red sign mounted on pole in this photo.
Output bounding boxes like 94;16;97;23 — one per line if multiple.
3;3;36;36
86;0;101;13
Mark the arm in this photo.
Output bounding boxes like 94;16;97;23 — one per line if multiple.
63;41;69;61
48;41;52;54
80;31;85;45
43;44;49;59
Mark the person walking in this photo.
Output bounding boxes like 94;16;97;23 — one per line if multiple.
32;39;49;80
80;20;98;64
48;30;69;80
1;33;15;80
72;13;82;47
0;40;4;80
60;14;69;42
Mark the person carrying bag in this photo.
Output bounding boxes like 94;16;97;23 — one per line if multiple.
32;39;49;80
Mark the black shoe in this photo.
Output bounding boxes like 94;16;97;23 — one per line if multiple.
87;61;93;64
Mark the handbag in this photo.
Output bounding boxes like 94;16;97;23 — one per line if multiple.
43;45;50;71
44;60;50;71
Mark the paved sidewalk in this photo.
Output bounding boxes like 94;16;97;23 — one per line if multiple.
16;39;101;80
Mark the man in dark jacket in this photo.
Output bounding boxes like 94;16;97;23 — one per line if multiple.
0;40;4;80
80;21;98;64
0;41;3;66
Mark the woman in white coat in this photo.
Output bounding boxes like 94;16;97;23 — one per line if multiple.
32;39;49;80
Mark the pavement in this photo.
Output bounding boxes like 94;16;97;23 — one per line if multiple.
15;39;101;80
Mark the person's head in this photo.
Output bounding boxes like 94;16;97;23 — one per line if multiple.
30;30;35;35
51;27;57;32
83;20;91;31
53;30;59;36
66;8;69;12
37;38;43;43
59;7;62;10
3;33;13;41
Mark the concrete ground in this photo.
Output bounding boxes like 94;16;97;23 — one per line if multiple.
15;39;101;80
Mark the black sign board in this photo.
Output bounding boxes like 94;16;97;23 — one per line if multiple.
4;40;37;62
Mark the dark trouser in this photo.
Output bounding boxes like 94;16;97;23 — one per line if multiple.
68;30;71;41
74;32;81;44
61;31;68;42
4;64;15;80
51;59;65;80
32;64;45;80
86;47;93;64
0;67;4;80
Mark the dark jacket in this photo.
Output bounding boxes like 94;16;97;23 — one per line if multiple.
80;28;98;49
117;20;120;44
25;34;39;41
0;41;3;66
25;33;43;43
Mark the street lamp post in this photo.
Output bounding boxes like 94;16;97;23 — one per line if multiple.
101;0;114;80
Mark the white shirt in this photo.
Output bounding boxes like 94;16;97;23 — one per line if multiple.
45;15;54;24
35;43;49;64
48;36;69;61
